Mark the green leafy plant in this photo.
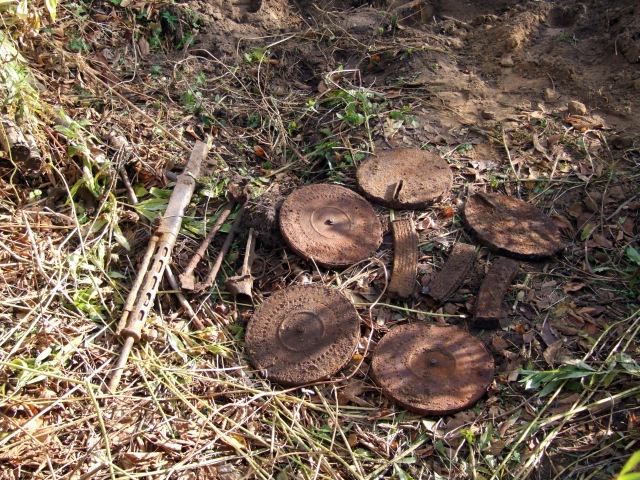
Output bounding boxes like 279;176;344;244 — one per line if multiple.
521;354;639;397
161;8;179;26
626;246;640;266
69;37;90;52
244;46;270;64
133;186;171;222
617;451;640;480
456;142;473;153
555;31;579;45
180;73;206;114
329;87;385;149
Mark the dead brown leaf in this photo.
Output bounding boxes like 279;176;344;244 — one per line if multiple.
120;452;165;470
491;334;509;353
541;319;562;346
543;341;564;367
563;282;586;293
590;232;613;249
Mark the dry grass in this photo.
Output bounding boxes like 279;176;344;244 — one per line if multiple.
0;2;638;479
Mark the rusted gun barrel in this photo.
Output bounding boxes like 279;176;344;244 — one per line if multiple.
106;140;209;392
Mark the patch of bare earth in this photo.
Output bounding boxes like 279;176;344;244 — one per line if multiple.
0;0;638;479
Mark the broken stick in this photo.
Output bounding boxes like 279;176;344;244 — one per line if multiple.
106;140;209;392
194;204;247;293
0;117;42;170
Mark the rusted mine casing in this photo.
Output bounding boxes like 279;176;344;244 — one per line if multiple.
371;323;495;415
425;242;476;307
279;184;382;267
474;256;520;329
463;192;564;260
388;218;418;299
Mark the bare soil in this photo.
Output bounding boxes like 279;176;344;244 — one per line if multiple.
1;0;639;478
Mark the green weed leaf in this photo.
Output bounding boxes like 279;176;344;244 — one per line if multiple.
45;0;57;21
616;353;640;374
619;450;640;478
112;223;131;250
626;246;640;266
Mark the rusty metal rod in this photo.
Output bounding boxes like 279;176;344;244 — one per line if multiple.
106;140;209;392
179;202;234;290
194;204;247;293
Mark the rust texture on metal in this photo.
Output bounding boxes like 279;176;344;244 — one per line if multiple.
107;140;209;392
424;243;476;307
464;192;564;260
474;256;520;329
245;284;360;386
224;228;258;299
279;184;382;267
356;148;453;209
388;218;418;299
371;323;494;415
194;204;247;292
179;202;234;291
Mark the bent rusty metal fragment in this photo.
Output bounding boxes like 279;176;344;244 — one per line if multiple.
425;242;476;308
388;218;418;299
474;256;520;329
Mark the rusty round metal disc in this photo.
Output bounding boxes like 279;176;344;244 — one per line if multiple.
356;149;453;209
245;284;361;386
463;192;564;260
371;323;494;415
279;184;383;267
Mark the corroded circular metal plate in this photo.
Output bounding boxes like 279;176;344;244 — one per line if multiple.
356;149;453;209
245;284;361;386
371;323;494;415
279;184;383;267
463;192;565;260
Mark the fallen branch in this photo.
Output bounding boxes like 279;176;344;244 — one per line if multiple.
107;129;138;204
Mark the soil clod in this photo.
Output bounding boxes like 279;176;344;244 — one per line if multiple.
424;243;476;307
474;256;520;329
371;323;494;416
568;100;588;116
245;284;360;386
356;149;453;209
279;184;382;267
463;192;565;260
388;218;418;299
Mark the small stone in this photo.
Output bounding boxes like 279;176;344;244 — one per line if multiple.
634;79;640;91
568;100;587;116
544;88;559;102
481;110;496;120
506;36;520;51
500;55;515;67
